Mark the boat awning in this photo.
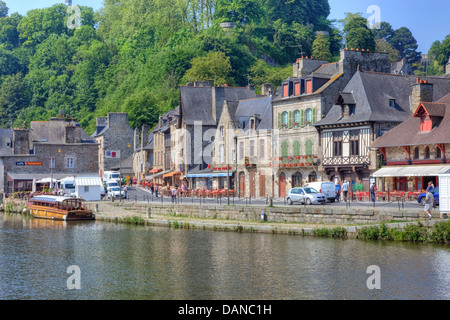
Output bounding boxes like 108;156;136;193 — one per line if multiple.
163;171;181;178
372;165;450;178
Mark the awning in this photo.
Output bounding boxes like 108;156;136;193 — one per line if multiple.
163;171;181;178
372;165;450;178
187;172;233;178
149;168;162;174
145;170;171;180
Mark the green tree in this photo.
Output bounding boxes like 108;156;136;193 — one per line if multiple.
375;38;399;63
341;12;375;51
312;33;331;61
0;73;30;126
182;50;233;86
389;27;421;64
0;0;8;18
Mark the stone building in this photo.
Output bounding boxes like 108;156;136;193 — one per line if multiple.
315;72;450;190
0;116;99;194
175;83;259;189
272;49;391;198
371;92;450;192
91;113;135;178
132;125;153;185
209;93;274;198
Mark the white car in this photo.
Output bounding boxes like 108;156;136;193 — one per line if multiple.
107;186;125;199
286;187;327;205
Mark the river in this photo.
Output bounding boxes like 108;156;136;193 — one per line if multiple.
0;213;448;300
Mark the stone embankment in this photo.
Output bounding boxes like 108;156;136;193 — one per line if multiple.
87;201;445;238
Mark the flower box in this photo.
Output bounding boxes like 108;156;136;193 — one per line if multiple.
281;164;286;167
303;156;307;159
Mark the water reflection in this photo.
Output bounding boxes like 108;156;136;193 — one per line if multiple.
0;213;449;300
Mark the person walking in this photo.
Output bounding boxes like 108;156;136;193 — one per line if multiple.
342;179;350;202
370;182;377;203
424;189;434;220
171;186;177;203
335;182;341;202
154;183;159;198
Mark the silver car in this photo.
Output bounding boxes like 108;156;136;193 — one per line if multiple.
286;187;327;205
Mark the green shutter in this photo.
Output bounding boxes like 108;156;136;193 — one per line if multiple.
312;108;317;124
306;139;313;156
278;112;281;129
293;141;300;157
288;111;292;128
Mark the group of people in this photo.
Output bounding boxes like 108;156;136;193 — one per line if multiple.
334;179;351;202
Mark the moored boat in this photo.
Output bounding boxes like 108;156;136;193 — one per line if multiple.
27;195;95;221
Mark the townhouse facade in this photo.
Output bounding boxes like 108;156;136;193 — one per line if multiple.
272;49;391;197
0;115;99;194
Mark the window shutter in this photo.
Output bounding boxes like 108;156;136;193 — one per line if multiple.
288;111;292;128
312;108;317;124
278;113;281;129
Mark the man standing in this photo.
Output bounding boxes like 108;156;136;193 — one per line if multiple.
370;183;377;203
342;180;349;202
424;189;434;220
335;182;341;202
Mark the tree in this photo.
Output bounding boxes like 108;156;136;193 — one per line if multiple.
341;12;375;51
372;21;395;43
182;50;233;86
312;33;331;61
375;38;399;63
0;0;8;18
0;73;30;126
389;27;421;64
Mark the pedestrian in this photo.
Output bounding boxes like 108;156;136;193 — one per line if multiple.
150;183;154;195
335;182;341;202
426;181;434;192
154;184;159;198
370;182;377;203
342;179;349;202
171;186;177;203
424;189;434;220
123;185;128;199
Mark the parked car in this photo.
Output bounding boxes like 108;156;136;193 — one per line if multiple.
303;182;336;202
107;186;125;199
417;187;439;206
286;187;327;205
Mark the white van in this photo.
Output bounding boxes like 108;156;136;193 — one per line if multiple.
105;179;119;191
303;181;336;202
103;171;120;183
59;177;75;196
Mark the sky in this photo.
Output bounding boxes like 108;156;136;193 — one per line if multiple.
5;0;450;53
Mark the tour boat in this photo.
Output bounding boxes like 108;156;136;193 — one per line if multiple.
26;195;95;221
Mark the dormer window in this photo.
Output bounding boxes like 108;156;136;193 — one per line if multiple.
250;118;255;130
389;99;396;108
420;114;432;132
283;83;289;98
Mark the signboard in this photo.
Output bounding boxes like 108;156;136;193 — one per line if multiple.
16;162;43;166
105;150;120;159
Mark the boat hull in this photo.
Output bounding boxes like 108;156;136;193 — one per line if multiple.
28;206;95;221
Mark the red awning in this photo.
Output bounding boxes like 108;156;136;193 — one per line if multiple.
149;169;162;174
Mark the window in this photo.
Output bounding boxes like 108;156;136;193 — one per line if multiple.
49;157;56;169
425;147;430;159
305;139;313;156
293;110;300;126
294;82;300;96
333;132;343;157
281;141;289;159
250;119;255;130
66;157;75;169
84;186;89;193
259;139;265;159
250;140;255;157
219;144;225;163
389;99;396;108
306;79;312;94
437;147;442;159
306;109;313;125
414;147;419;160
293;141;301;157
220;126;224;137
283;83;289;97
282;112;288;128
239;141;244;160
350;130;360;156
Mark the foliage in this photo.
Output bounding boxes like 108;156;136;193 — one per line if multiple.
312;34;332;61
341;12;375;51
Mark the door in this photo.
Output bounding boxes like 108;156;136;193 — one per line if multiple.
249;170;256;198
279;172;287;198
239;172;246;198
259;172;266;198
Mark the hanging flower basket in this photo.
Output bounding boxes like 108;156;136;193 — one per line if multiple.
299;163;304;166
292;164;298;167
303;156;308;159
281;164;286;167
294;156;300;160
306;162;311;166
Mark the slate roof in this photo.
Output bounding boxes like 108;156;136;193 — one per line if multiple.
179;86;259;126
234;96;273;131
315;71;450;126
371;93;450;148
0;128;13;157
31;120;95;143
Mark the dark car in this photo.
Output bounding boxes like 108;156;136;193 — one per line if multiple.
417;187;439;206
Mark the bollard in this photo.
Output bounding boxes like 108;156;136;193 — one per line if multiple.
146;206;151;218
268;198;273;207
111;195;115;203
95;204;99;213
261;210;265;221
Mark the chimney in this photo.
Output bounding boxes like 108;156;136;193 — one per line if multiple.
262;83;273;96
141;125;149;149
65;125;81;144
96;117;107;134
133;128;139;151
13;128;30;155
411;79;434;114
293;57;328;77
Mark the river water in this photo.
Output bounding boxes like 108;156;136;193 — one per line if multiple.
0;213;449;300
